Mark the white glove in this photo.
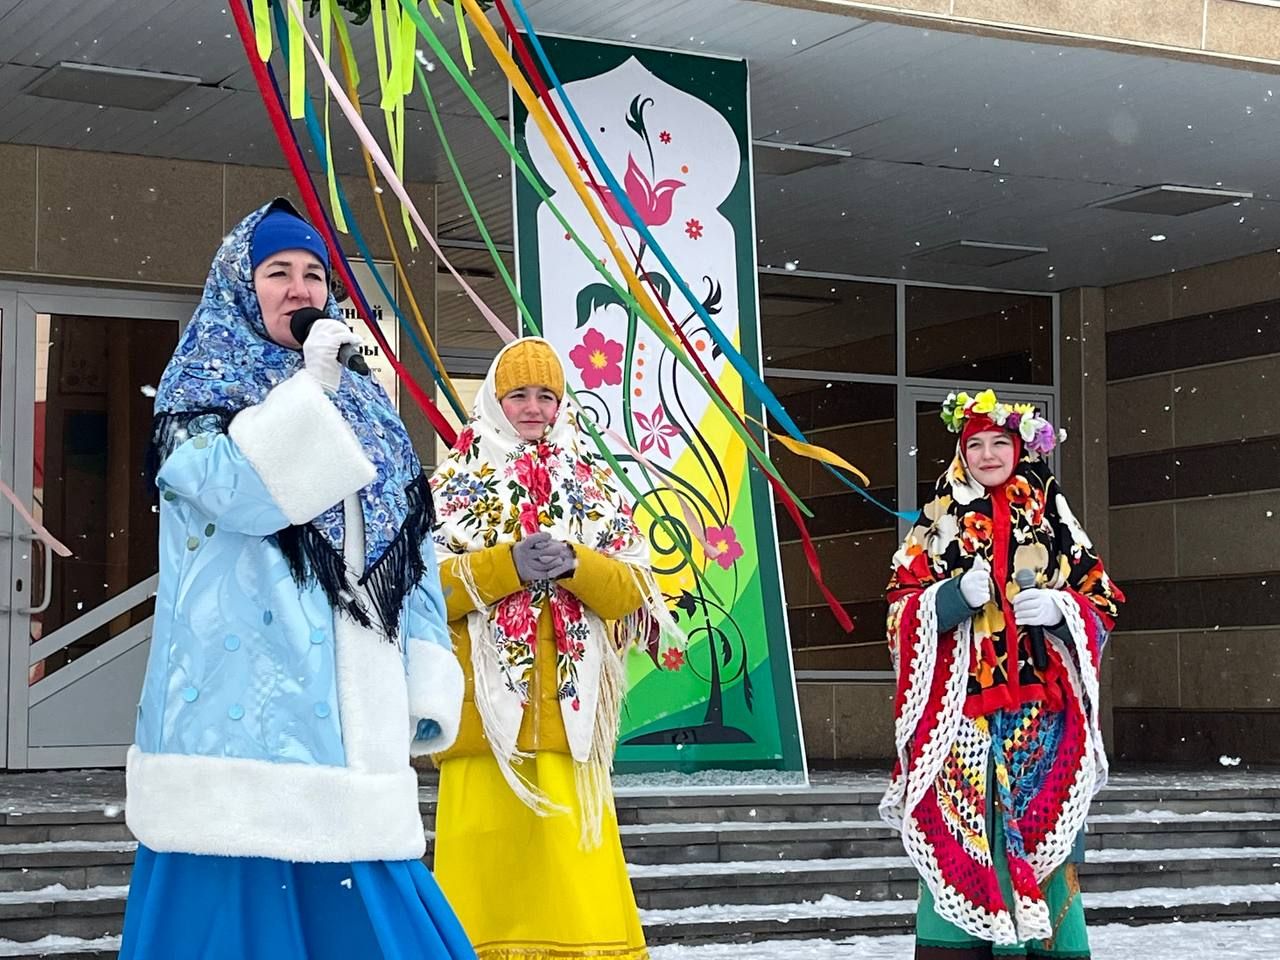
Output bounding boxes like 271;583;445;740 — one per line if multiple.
959;568;992;609
1012;587;1062;627
301;318;362;393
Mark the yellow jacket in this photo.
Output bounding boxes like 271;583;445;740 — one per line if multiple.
434;542;645;761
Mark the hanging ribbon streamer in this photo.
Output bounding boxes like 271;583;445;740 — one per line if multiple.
500;0;907;525
0;481;72;558
281;0;516;349
329;35;466;418
230;0;456;445
286;4;304;118
453;0;476;73
267;0;465;421
319;1;348;233
470;0;855;627
412;2;850;624
416;64;719;574
252;0;273;61
397;0;805;516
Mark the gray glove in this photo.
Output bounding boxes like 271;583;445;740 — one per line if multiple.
513;532;562;582
542;541;577;581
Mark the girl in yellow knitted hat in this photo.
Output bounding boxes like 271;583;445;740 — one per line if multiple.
430;337;673;960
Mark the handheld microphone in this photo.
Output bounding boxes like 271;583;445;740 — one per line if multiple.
289;307;370;376
1013;568;1050;672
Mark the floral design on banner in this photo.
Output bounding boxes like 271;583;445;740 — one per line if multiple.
635;403;681;458
706;525;744;570
569;328;624;389
526;53;766;749
586;154;684;228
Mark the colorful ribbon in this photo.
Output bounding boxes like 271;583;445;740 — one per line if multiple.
230;0;456;444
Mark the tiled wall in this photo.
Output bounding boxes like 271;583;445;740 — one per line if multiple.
0;144;440;453
1103;249;1280;763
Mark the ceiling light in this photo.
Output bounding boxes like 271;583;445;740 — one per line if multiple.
913;240;1048;267
24;61;200;111
753;140;851;176
1091;184;1252;216
1149;234;1167;242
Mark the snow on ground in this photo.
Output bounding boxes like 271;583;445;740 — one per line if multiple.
0;884;128;905
648;917;1280;959
630;847;1280;879
0;840;136;854
0;934;121;958
640;884;1280;925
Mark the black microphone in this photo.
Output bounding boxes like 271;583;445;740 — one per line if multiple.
289;307;370;376
1013;568;1050;672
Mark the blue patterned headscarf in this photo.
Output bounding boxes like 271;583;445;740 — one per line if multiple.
150;199;431;639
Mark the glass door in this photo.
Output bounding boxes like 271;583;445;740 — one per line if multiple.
2;284;192;769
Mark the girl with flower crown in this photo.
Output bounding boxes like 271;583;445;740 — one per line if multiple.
881;389;1124;959
429;337;679;960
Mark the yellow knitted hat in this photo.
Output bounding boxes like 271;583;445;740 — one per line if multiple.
494;339;565;400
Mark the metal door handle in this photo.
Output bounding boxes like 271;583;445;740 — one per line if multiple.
18;533;53;615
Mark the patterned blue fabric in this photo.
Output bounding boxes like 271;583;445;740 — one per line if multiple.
152;199;425;632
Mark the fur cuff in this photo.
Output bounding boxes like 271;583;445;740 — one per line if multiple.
228;371;376;526
407;640;464;756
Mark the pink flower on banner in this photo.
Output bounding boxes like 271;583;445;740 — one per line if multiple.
662;648;685;671
685;218;703;240
659;130;672;144
635;404;681;459
586;154;684;228
569;328;624;389
706;525;745;570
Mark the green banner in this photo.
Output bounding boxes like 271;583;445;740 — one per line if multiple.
513;35;804;775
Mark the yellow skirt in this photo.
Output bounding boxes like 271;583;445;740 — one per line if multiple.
434;753;649;960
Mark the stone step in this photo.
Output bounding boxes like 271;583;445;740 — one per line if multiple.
0;844;136;894
639;881;1280;944
613;811;1280;864
418;780;1280;828
628;847;1280;910
0;887;127;947
0;933;120;959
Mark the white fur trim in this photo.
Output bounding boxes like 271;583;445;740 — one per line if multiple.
125;745;425;862
334;609;412;774
228;372;376;526
406;640;464;756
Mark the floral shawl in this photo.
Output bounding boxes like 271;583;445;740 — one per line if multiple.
149;199;431;639
880;447;1123;944
430;338;677;835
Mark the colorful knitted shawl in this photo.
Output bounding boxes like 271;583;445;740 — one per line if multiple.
880;446;1123;944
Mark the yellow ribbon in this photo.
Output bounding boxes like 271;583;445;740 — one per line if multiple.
333;14;466;415
252;0;273;62
287;2;304;118
461;0;872;498
320;0;348;232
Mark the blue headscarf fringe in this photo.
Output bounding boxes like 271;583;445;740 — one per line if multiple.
274;470;435;637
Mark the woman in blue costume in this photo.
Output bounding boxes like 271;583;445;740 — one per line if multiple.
119;199;475;960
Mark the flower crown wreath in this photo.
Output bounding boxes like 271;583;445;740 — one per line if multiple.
941;389;1066;457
